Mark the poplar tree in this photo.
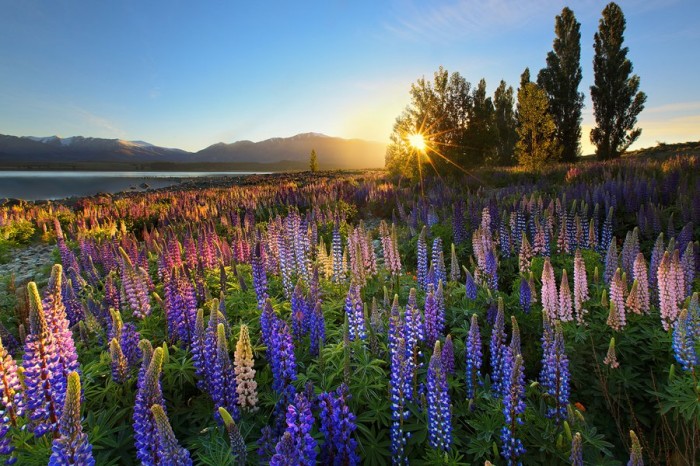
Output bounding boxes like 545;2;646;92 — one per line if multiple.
516;82;561;169
590;2;646;160
538;7;583;162
493;80;517;166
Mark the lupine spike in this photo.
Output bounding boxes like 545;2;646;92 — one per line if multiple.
219;407;246;465
49;371;95;466
150;404;192;466
426;340;451;452
234;324;258;411
628;430;643;466
466;314;483;401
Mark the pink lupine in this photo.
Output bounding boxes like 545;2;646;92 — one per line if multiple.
658;251;680;331
670;249;686;303
573;249;589;325
631;253;650;314
518;235;533;273
608;269;626;330
541;258;559;321
558;269;573;322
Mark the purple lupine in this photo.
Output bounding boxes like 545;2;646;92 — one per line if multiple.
260;299;276;349
150;404;192;466
466;314;483;401
61;275;84;327
672;309;698;372
403;288;423;402
120;322;142;369
317;384;360;466
204;304;228;390
309;301;326;357
272;393;316;466
603;239;618;285
252;242;269;309
570;432;583;466
133;346;166;465
432;237;446;287
464;267;478;300
417;226;428;290
427;341;451;452
49;372;95;466
211;323;239;422
649;233;665;304
424;285;440;348
344;284;367;342
387;295;402;357
520;276;531;313
269;319;297;417
681;242;695;297
42;265;79;379
541;322;570;423
500;350;526;465
109;338;129;384
389;337;409;465
119;247;151;319
23;282;66;437
0;336;23;465
490;299;507;396
441;334;455;375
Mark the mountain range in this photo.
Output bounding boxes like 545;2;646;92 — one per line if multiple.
0;133;386;170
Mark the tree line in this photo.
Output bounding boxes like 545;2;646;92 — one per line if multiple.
386;2;647;178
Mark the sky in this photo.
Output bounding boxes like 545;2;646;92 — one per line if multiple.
0;0;698;154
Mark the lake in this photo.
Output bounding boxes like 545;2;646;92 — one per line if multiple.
0;171;265;201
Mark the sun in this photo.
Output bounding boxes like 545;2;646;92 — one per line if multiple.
407;133;426;152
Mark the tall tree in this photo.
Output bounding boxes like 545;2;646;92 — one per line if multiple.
466;79;499;166
590;2;647;160
538;7;584;162
309;149;318;172
493;80;517;166
516;82;561;169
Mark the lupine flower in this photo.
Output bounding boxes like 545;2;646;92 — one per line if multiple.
219;408;246;465
603;337;619;369
432;237;446;287
541;322;570;423
541;258;559;321
681;242;695;297
500;351;526;465
344;284;367;342
621;229;640;283
252;242;269;309
600;207;614;254
608;269;627;331
427;341;451;452
317;384;360;466
658;251;680;331
133;346;166;465
519;235;533;273
417;226;428;290
672;309;698;372
309;301;326;357
424;285;440;347
150;404;192;466
291;279;307;341
464;267;478;300
119;247;151;319
402;288;422;402
490;299;506;396
442;334;455;375
49;372;95;466
631;253;650;314
211;324;239;422
270;432;296;466
332;222;343;283
234;324;258;411
466;314;483;401
520;276;531;313
449;243;460;282
389;337;409;465
23;282;66;437
273;393;316;466
603;239;618;285
109;338;129;384
628;430;643;466
570;432;583;466
269;319;297;417
559;269;573;322
388;295;402;357
191;309;208;390
42;265;79;379
0;337;23;465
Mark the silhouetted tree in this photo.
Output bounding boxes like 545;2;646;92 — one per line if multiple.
493;80;517;166
516;82;561;169
538;7;584;162
590;2;646;160
465;79;499;166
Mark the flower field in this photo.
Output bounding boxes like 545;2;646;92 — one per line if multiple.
0;157;698;465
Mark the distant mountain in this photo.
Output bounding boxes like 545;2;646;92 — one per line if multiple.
0;132;386;170
196;133;385;169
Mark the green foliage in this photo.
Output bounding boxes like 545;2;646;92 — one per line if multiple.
590;2;647;160
516;82;562;169
309;148;318;173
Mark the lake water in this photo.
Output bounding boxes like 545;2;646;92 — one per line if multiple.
0;171;264;201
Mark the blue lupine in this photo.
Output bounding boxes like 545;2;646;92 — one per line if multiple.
133;346;166;466
441;334;455;375
490;299;507;396
150;404;192;466
424;285;439;347
273;393;316;466
604;239;618;285
541;322;570;423
427;341;451;452
49;372;95;466
466;313;482;401
23;282;66;437
403;288;423;402
417;226;428;290
269;319;297;420
309;301;326;357
317;384;360;466
500;350;526;465
120;322;142;369
520;276;531;313
465;267;478;300
270;432;296;466
600;207;613;254
485;248;499;291
109;338;129;384
344;284;367;341
672;309;698;371
432;237;446;287
388;295;402;356
291;279;307;341
389;337;409;465
332;222;343;283
211;324;239;422
191;309;207;390
252;242;269;309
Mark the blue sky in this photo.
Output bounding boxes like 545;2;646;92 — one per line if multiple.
1;0;698;154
